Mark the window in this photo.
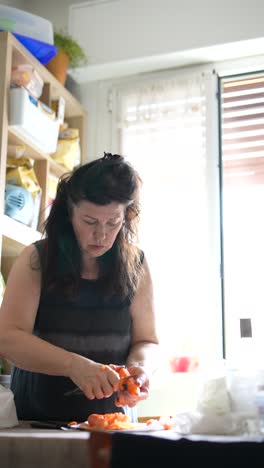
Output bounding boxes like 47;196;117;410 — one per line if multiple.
219;72;264;365
115;70;223;367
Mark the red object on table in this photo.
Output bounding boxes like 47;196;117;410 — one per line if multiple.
169;356;199;373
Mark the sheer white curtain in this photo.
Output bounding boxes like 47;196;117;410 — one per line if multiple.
116;72;222;365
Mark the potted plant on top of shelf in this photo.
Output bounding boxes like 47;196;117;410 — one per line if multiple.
46;31;88;86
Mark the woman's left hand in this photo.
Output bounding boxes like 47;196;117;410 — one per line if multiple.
112;365;150;408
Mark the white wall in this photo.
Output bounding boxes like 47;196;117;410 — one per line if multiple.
14;0;264;83
69;0;264;66
0;1;26;7
19;0;264;65
78;81;113;161
23;0;80;32
68;0;264;82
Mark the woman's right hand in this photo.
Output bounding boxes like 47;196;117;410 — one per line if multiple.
68;354;121;400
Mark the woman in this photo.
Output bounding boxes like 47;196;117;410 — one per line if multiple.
0;153;159;422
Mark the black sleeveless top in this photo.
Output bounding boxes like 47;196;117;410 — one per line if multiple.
11;240;142;422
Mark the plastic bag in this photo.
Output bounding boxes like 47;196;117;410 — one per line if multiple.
0;385;18;428
51;128;80;171
172;411;244;436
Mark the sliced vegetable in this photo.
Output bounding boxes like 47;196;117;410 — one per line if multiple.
116;367;140;396
87;412;134;430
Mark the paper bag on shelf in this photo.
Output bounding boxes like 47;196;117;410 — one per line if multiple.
51;128;80;171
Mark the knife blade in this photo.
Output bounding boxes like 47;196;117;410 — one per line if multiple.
30;421;72;430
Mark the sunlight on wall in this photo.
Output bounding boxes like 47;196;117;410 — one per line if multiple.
119;71;222;369
137;370;202;417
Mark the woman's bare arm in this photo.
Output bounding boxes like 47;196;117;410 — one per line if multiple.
114;256;160;407
127;255;160;373
0;244;73;375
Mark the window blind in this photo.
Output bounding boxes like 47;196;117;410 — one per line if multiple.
220;71;264;363
221;73;264;186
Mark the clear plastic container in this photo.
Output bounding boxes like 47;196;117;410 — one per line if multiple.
11;64;44;99
9;87;60;154
0;5;53;44
0;374;11;389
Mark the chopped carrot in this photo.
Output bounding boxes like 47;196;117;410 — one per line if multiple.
146;418;156;425
115;367;141;396
117;367;130;378
87;412;134;430
126;379;140;396
158;416;175;430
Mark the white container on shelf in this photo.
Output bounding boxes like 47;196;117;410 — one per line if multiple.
9;87;60;154
0;5;53;44
0;374;11;389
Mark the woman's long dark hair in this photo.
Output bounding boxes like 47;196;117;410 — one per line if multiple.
39;153;142;299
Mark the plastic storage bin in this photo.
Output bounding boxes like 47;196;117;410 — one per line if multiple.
0;5;53;44
9;87;60;154
0;374;11;389
8;32;57;65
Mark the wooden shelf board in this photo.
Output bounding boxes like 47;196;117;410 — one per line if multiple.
8;127;49;161
8;127;69;177
2;215;42;256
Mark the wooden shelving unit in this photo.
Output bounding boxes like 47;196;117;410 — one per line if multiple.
0;31;88;280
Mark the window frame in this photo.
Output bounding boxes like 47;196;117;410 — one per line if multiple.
107;54;264;363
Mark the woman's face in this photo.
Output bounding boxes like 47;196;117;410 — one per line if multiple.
71;200;125;258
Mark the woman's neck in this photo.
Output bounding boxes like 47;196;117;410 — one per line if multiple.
81;256;99;280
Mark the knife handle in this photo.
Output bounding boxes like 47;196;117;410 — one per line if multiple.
30;421;65;430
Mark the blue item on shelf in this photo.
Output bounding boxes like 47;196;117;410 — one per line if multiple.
5;184;35;226
0;30;57;65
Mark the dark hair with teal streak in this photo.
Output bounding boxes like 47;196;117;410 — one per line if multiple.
39;153;143;299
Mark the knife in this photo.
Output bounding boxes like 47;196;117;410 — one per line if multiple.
30;421;72;430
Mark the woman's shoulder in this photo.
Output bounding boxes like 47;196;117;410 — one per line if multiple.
33;238;47;253
5;243;41;284
17;242;39;261
15;239;47;271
